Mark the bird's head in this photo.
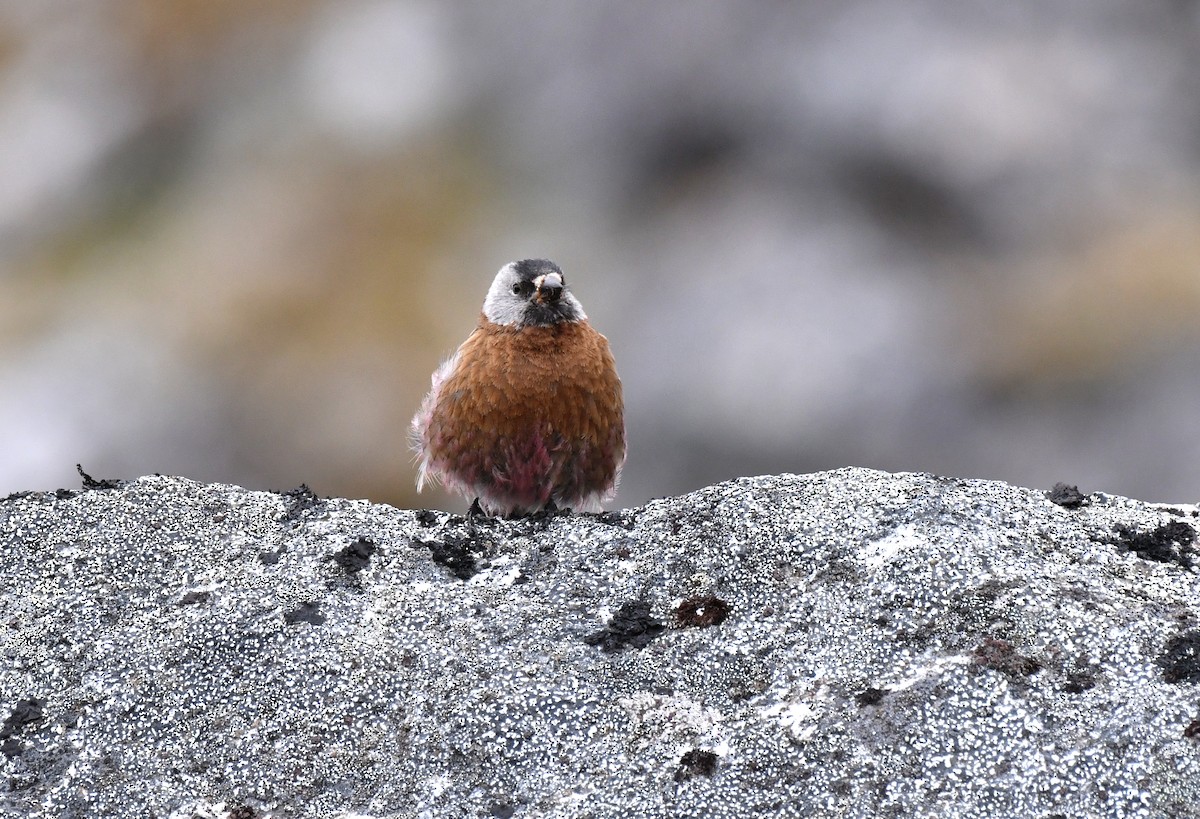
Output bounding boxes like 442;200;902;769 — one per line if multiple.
482;259;587;327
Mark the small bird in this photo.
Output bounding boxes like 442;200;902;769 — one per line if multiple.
410;259;625;516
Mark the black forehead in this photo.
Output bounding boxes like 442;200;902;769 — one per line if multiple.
512;259;564;282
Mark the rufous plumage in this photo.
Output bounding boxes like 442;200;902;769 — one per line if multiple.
410;259;625;516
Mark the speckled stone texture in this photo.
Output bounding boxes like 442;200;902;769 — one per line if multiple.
2;469;1199;818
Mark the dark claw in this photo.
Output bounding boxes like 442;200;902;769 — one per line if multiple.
519;499;571;524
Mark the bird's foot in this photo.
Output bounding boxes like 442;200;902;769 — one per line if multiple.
467;497;497;528
517;499;571;523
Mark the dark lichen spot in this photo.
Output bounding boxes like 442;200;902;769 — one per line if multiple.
1157;630;1200;684
972;637;1041;677
278;484;322;522
227;807;258;819
1061;670;1097;694
76;463;120;490
674;595;731;628
489;803;517;819
1058;653;1102;694
283;602;326;626
1;698;45;738
1111;522;1197;569
54;488;76;500
333;536;376;573
583;601;665;652
178;590;211;606
1183;719;1200;739
258;548;284;566
1;698;45;755
1046;482;1086;508
894;621;939;650
674;749;719;781
594;510;636;529
856;687;887;706
416;534;480;580
830;778;854;797
415;509;440;527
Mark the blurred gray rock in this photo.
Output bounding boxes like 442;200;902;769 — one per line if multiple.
2;469;1199;818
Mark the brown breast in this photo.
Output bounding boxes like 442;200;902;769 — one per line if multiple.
426;315;625;505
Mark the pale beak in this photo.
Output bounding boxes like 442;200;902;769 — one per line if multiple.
534;272;564;304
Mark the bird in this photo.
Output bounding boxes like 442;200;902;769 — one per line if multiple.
410;259;625;516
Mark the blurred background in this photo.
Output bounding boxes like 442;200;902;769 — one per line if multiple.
2;0;1199;510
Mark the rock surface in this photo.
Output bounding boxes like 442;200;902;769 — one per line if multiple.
2;469;1199;818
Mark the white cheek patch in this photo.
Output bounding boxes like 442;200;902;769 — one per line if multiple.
482;263;527;326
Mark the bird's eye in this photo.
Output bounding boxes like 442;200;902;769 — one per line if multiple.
511;281;534;297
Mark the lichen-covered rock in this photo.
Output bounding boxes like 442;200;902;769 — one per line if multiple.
1;469;1198;818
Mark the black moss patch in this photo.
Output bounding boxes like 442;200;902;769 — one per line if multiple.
666;507;716;538
1;490;33;502
283;602;326;626
76;464;120;490
674;595;731;628
674;749;719;782
178;590;211;606
584;601;665;652
1046;482;1086;508
1157;630;1200;684
612;539;635;560
54;488;76;500
1;698;45;758
855;687;887;706
1110;521;1197;569
332;536;376;573
415;534;481;580
1061;670;1098;694
1;698;44;736
972;637;1041;678
278;484;323;523
415;509;440;528
594;509;637;529
1059;653;1101;694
